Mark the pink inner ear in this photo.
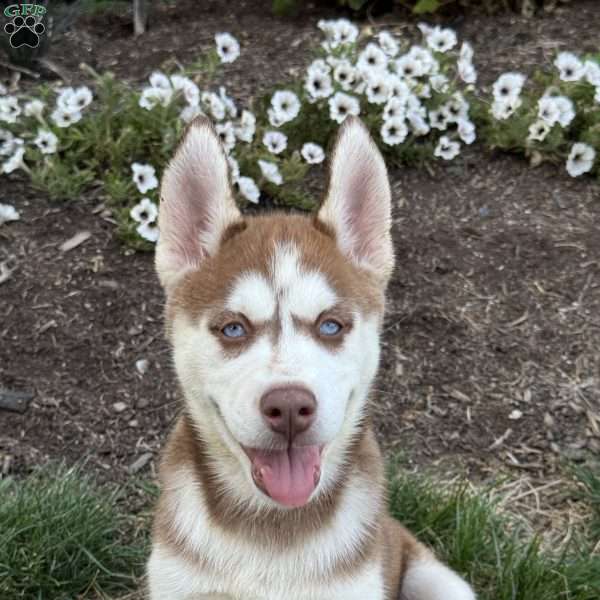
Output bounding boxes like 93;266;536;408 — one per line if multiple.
156;119;240;287
343;168;387;263
319;118;393;279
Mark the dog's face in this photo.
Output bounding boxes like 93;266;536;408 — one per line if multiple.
156;117;393;510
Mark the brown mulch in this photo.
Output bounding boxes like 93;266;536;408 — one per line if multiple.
1;0;599;506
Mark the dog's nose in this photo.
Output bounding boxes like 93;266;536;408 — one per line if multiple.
260;386;317;442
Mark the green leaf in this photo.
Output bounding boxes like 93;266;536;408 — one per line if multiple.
346;0;369;10
412;0;441;14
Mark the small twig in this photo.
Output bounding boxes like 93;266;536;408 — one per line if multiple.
36;57;71;83
0;60;40;79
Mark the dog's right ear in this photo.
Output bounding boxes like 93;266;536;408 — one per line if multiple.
155;117;241;291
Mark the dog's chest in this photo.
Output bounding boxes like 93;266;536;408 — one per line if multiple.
148;466;388;600
148;541;387;600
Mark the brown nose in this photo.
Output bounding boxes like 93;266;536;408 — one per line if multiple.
260;386;317;442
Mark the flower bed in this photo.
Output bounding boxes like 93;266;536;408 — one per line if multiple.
0;19;598;248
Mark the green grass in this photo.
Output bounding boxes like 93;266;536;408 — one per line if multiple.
2;460;599;599
0;465;152;600
388;459;600;600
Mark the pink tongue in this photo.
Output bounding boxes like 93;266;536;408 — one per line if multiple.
252;446;321;508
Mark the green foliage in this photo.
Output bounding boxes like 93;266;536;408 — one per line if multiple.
571;462;600;542
1;22;598;251
388;461;600;600
412;0;442;14
0;465;150;599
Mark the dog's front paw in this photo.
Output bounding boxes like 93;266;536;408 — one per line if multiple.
402;559;475;600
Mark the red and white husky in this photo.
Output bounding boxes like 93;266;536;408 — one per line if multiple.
147;116;476;600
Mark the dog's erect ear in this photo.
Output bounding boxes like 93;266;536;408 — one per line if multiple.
155;117;241;290
318;117;394;285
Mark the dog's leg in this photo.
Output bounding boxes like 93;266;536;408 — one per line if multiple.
401;557;475;600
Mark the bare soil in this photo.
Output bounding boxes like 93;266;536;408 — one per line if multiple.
1;0;599;505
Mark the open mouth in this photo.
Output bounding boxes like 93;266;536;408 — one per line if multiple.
243;445;323;508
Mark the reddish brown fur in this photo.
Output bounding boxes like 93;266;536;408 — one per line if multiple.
166;214;385;335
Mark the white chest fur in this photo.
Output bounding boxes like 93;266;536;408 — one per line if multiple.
147;468;386;600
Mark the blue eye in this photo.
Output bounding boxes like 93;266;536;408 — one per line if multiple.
319;319;342;336
222;322;247;338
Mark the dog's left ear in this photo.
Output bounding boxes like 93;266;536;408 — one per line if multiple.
155;117;241;291
318;117;394;285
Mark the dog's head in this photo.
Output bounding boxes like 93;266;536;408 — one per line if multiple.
156;116;393;510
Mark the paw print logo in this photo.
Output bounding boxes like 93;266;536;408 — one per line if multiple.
4;15;45;49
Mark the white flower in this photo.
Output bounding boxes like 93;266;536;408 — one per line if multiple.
328;92;360;124
268;108;286;128
460;42;474;63
554;95;576;127
554;52;585;82
537;96;561;125
387;75;410;101
0;129;17;156
381;117;408;146
0;82;6;95
378;31;399;57
301;143;325;164
215;33;240;64
584;60;600;87
307;59;330;76
2;146;26;173
407;110;430;136
219;87;238;118
270;90;301;124
0;203;20;225
596;87;600;104
179;104;203;123
430;74;449;93
131;163;158;194
258;159;283;185
69;86;93;111
171;75;200;106
305;69;333;100
408;45;437;75
263;131;288;155
428;108;448;131
384;96;406;121
357;43;388;74
33;129;58;154
492;72;526;103
56;87;75;110
24;99;45;119
237;176;260;203
139;86;173;110
201;92;226;121
130;197;158;224
319;19;359;49
442;93;469;123
215;121;236;152
365;72;391;105
425;26;457;53
434;136;461;160
491;97;522;120
332;61;357;91
527;120;551;142
228;156;240;182
457;119;476;145
51;107;82;128
566;143;595;177
137;220;159;243
458;58;477;84
0;96;21;124
395;54;425;80
235;110;256;143
149;72;171;90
